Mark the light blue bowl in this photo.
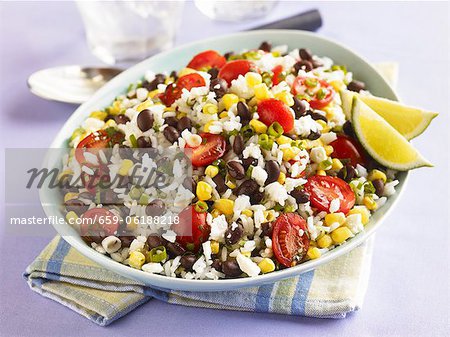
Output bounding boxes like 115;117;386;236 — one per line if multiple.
41;30;408;291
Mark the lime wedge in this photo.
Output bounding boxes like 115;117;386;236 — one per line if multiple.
351;97;432;171
341;90;438;140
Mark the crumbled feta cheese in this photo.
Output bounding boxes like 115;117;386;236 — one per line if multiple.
243;143;262;159
310;147;327;163
329;198;340;213
265;182;289;206
136;87;149;101
209;215;228;243
251;166;268;186
321;132;338;145
236;253;260;277
356;164;368;178
294;115;320;137
346;213;364;234
142;263;164;274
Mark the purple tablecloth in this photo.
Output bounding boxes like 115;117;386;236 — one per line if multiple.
0;2;448;337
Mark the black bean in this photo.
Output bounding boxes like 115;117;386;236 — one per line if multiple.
211;259;222;272
261;222;273;237
114;114;130;125
136;136;152;148
166;241;186;257
233;134;244;155
347;80;366;93
78;191;94;201
119;236;134;248
308;111;328;122
65;199;89;216
258;41;271;52
291;189;310;204
101;189;118;205
312;60;323;68
164;116;178;128
146;236;164;249
145;199;166;216
225;223;243;245
250;191;264;204
299;48;313;61
222;260;242;277
207;67;219;79
163;126;179;143
372;179;385;196
170;70;178;81
180;254;197;271
294;60;313;73
338;164;357;182
183;177;196;192
142;74;166;91
227;161;245;180
307;130;321;140
210;78;228;98
236;101;252;122
224;51;234;60
292;97;308;118
176;116;192;132
82;235;104;245
343;121;355;137
242;157;258;169
236;179;259;196
265;160;280;185
212;174;227;194
137;109;154;132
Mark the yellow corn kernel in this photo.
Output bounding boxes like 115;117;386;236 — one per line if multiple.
249;119;268;134
164;106;176;112
245;72;262;87
324;145;334;156
129;251;146;269
219;111;229;119
136;100;152;112
214;199;235;216
148;89;160;98
347;206;370;225
309;240;317;247
65;211;78;224
64;192;78;203
331;227;353;244
316;119;330;133
202;103;219;115
203;121;214;133
317;234;333;248
316;169;326;176
105;119;117;128
90;110;108;120
363;195;378;210
196;181;213;201
225;180;236;189
108;101;122;115
57;169;73;181
307;247;322;259
253;83;273;100
331;158;344;171
177;112;187;119
281;147;301;161
205;165;219;178
368;169;387;183
324;212;346;226
247;96;258;107
263;210;276;222
222;94;239;110
210;241;220;255
211;209;222;218
276;135;292;145
275;91;294;106
277;172;286;185
241;209;253;217
127;216;139;231
178;67;196;77
258;258;275;273
119;159;134;176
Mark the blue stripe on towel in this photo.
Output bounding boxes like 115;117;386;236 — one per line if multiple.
291;270;315;315
46;238;71;279
255;283;275;312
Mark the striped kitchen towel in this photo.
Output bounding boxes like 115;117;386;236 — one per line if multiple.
23;62;395;326
24;235;374;326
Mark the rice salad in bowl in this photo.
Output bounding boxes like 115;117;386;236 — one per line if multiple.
59;42;402;281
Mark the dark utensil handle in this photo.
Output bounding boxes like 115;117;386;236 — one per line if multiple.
249;9;322;31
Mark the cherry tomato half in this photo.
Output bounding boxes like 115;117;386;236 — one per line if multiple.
80;208;120;239
272;65;284;85
161;73;206;106
292;76;335;109
272;213;310;267
257;98;294;133
329;135;366;167
218;60;254;85
172;205;209;252
75;129;124;165
303;175;355;214
187;133;226;167
187;50;226;70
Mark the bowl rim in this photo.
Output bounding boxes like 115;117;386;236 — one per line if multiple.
41;29;408;291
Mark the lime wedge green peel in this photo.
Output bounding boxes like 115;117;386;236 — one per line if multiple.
341;91;438;140
351;97;432;171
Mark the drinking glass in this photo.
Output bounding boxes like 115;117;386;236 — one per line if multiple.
77;1;185;64
194;0;277;21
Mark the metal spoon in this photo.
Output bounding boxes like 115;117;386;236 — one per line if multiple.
27;66;122;104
